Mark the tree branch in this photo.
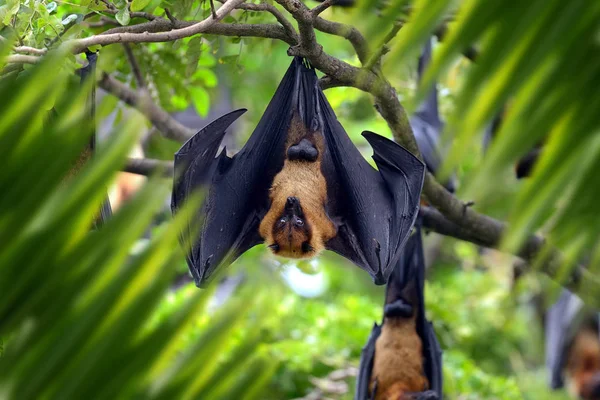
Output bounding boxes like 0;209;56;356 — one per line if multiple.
106;17;293;43
13;46;47;56
236;3;298;42
310;0;334;16
6;54;39;65
313;17;370;64
99;73;194;142
125;158;174;177
363;21;402;70
122;43;145;88
65;0;246;54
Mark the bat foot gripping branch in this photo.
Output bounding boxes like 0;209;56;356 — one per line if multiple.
383;299;414;318
287;138;319;161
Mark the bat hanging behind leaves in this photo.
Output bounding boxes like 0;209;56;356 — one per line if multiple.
171;57;425;287
68;51;112;228
354;220;443;400
410;37;455;194
546;290;600;400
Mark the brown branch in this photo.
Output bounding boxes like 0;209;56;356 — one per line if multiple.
99;73;194;142
237;3;298;42
125;158;173;177
122;43;145;88
13;46;47;56
313;17;369;64
6;54;39;64
364;21;402;70
64;0;246;54
100;18;293;44
311;0;334;16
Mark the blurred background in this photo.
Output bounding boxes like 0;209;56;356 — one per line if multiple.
2;0;599;399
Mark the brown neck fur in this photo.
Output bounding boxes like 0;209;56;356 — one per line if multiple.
369;314;429;400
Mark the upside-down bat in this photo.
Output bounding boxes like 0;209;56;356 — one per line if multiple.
171;57;426;287
354;220;442;400
410;37;455;193
73;51;112;228
546;290;600;400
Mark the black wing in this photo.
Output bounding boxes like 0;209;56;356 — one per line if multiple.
317;91;425;284
354;323;381;400
410;37;455;193
78;51;113;229
172;59;306;286
173;57;425;286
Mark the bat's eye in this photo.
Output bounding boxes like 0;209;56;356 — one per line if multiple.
278;217;287;226
295;218;304;227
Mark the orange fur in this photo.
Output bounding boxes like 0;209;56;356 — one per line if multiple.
369;315;429;400
259;114;336;258
566;328;600;400
109;143;146;211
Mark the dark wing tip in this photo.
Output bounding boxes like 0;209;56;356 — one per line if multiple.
361;131;425;169
175;108;247;157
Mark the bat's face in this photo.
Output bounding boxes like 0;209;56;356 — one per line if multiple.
565;328;600;400
267;196;316;258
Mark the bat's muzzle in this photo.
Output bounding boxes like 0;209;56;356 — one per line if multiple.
285;196;302;216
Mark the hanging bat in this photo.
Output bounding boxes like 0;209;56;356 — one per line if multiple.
171;57;426;287
67;51;112;228
546;290;600;400
410;37;455;193
354;220;442;400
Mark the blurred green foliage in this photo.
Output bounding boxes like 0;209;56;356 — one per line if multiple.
2;0;598;399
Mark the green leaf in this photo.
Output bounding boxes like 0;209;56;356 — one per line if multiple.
131;0;152;12
190;86;210;117
116;8;131;26
0;0;20;26
45;2;57;14
192;68;217;88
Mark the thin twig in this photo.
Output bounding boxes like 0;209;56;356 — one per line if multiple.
99;73;194;142
6;54;40;65
13;46;47;56
363;21;402;70
102;9;158;21
122;43;146;88
64;0;246;54
311;0;334;16
124;158;174;177
209;0;218;19
313;16;370;64
237;3;298;42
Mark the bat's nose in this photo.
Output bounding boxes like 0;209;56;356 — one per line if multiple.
286;197;298;206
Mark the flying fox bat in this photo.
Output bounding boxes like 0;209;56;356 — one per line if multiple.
171;57;426;287
546;290;600;400
410;37;455;194
70;51;112;228
355;221;443;400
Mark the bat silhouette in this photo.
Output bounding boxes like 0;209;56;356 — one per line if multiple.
171;57;425;287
